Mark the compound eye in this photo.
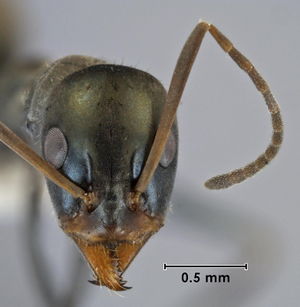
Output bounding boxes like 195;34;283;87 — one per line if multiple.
159;131;176;168
44;127;68;169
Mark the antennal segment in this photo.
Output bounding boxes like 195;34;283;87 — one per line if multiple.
133;21;283;195
204;24;283;189
134;21;210;194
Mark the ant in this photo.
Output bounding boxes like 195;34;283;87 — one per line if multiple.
0;21;283;291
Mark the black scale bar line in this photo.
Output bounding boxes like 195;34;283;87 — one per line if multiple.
163;263;248;271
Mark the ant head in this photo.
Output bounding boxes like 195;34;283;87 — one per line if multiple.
40;64;178;289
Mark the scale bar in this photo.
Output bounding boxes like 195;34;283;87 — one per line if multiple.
163;263;248;271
